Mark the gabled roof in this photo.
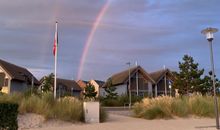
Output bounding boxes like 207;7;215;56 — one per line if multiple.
149;69;174;84
77;80;88;89
94;80;105;87
0;59;39;85
77;80;89;85
57;78;82;91
103;66;155;87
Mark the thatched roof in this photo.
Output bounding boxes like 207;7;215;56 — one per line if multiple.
57;78;82;91
149;69;174;83
0;59;39;85
103;66;155;87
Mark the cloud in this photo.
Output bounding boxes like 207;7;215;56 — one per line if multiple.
0;0;220;81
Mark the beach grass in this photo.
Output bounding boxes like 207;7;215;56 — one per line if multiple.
0;92;83;122
133;95;216;119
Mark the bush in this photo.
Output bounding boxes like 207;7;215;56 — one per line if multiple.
101;94;143;106
0;102;19;130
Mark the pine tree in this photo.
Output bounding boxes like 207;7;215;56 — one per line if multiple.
40;73;54;92
83;83;97;100
104;79;118;99
200;71;220;95
173;55;204;95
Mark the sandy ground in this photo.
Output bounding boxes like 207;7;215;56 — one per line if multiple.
18;113;218;130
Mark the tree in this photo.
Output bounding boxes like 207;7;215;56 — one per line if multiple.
83;83;97;100
200;71;220;95
104;79;118;99
40;73;54;92
173;55;204;95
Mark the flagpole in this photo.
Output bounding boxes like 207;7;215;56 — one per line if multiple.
54;22;58;99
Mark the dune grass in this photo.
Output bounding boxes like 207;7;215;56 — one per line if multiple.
0;92;83;122
0;92;108;122
133;95;216;119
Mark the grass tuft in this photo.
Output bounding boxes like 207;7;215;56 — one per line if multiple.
133;95;217;119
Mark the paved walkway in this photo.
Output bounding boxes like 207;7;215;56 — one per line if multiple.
31;113;217;130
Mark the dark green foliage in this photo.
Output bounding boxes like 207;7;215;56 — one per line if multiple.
104;79;118;100
173;55;204;95
101;94;142;106
40;73;54;92
83;83;97;100
0;102;19;130
200;71;220;95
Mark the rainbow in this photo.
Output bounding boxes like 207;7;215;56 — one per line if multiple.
77;0;110;80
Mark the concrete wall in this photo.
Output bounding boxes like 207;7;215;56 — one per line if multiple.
83;102;100;123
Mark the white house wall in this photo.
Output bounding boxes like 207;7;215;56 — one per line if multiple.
99;87;105;97
100;84;127;97
115;84;127;95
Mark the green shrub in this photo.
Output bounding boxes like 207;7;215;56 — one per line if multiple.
101;94;143;106
0;102;19;130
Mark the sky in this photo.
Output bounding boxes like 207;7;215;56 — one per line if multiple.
0;0;220;81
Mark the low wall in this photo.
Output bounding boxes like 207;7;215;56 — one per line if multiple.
83;102;100;123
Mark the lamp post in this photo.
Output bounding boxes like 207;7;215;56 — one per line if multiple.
126;62;132;109
201;27;219;129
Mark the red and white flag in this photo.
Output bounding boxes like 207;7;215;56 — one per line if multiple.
53;22;58;56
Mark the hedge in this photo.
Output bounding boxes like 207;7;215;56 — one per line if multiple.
0;102;19;130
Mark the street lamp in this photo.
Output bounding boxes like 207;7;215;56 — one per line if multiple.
126;62;132;109
201;27;219;129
